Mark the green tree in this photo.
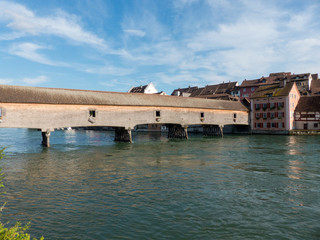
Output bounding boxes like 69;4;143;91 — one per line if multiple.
0;148;44;240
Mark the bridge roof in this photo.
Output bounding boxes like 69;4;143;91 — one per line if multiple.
0;85;248;111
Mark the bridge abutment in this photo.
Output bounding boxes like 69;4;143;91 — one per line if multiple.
114;127;132;143
167;124;188;139
203;125;224;137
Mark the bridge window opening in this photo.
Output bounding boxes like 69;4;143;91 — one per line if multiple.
156;110;161;117
200;112;204;118
233;113;237;119
89;110;96;118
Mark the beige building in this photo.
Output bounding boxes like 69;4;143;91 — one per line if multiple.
250;82;300;134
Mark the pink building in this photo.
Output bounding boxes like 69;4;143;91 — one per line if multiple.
250;82;300;134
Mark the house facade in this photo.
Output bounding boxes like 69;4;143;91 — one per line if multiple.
250;82;300;134
294;96;320;130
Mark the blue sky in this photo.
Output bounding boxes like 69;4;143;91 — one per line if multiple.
1;0;320;94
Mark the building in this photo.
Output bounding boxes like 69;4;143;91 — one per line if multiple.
310;76;320;95
294;96;320;130
239;72;317;100
171;82;239;100
250;82;300;134
128;82;158;94
239;72;291;100
171;86;199;97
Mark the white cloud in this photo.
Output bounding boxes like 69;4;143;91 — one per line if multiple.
0;1;108;51
23;75;48;85
0;78;13;84
8;42;62;66
124;29;146;37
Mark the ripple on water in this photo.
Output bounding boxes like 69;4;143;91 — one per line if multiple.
0;130;319;239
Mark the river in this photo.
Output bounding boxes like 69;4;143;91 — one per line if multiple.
0;128;319;239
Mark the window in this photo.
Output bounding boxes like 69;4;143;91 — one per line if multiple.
278;122;283;128
233;113;237;119
278;102;284;109
271;123;276;128
251;87;255;91
270;112;275;119
270;102;275;109
262;103;268;110
89;110;96;118
301;114;315;118
156;111;161;117
263;122;267;128
263;112;267;119
314;123;319;128
255;104;260;110
200;112;204;118
243;88;246;92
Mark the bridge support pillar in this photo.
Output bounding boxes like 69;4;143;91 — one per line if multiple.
41;129;51;147
114;127;132;143
203;125;224;137
167;124;188;139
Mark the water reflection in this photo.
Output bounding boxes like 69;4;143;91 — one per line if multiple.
0;129;319;239
286;136;303;156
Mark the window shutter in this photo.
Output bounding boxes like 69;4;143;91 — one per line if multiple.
275;112;278;118
275;122;278;128
267;123;270;128
267;112;270;118
267;103;270;108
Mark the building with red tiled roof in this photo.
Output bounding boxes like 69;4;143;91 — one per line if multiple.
171;86;199;97
294;96;320;130
171;82;239;100
250;82;300;134
239;72;316;100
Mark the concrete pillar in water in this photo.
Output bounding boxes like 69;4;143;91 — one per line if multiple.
203;125;224;137
114;127;132;143
167;124;188;139
41;129;51;147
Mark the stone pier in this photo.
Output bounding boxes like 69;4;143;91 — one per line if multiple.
203;125;224;137
114;127;132;143
167;124;188;139
41;129;51;147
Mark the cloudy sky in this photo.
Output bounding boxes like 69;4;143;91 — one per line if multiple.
1;0;320;94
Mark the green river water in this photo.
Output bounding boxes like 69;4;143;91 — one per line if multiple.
0;128;319;239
